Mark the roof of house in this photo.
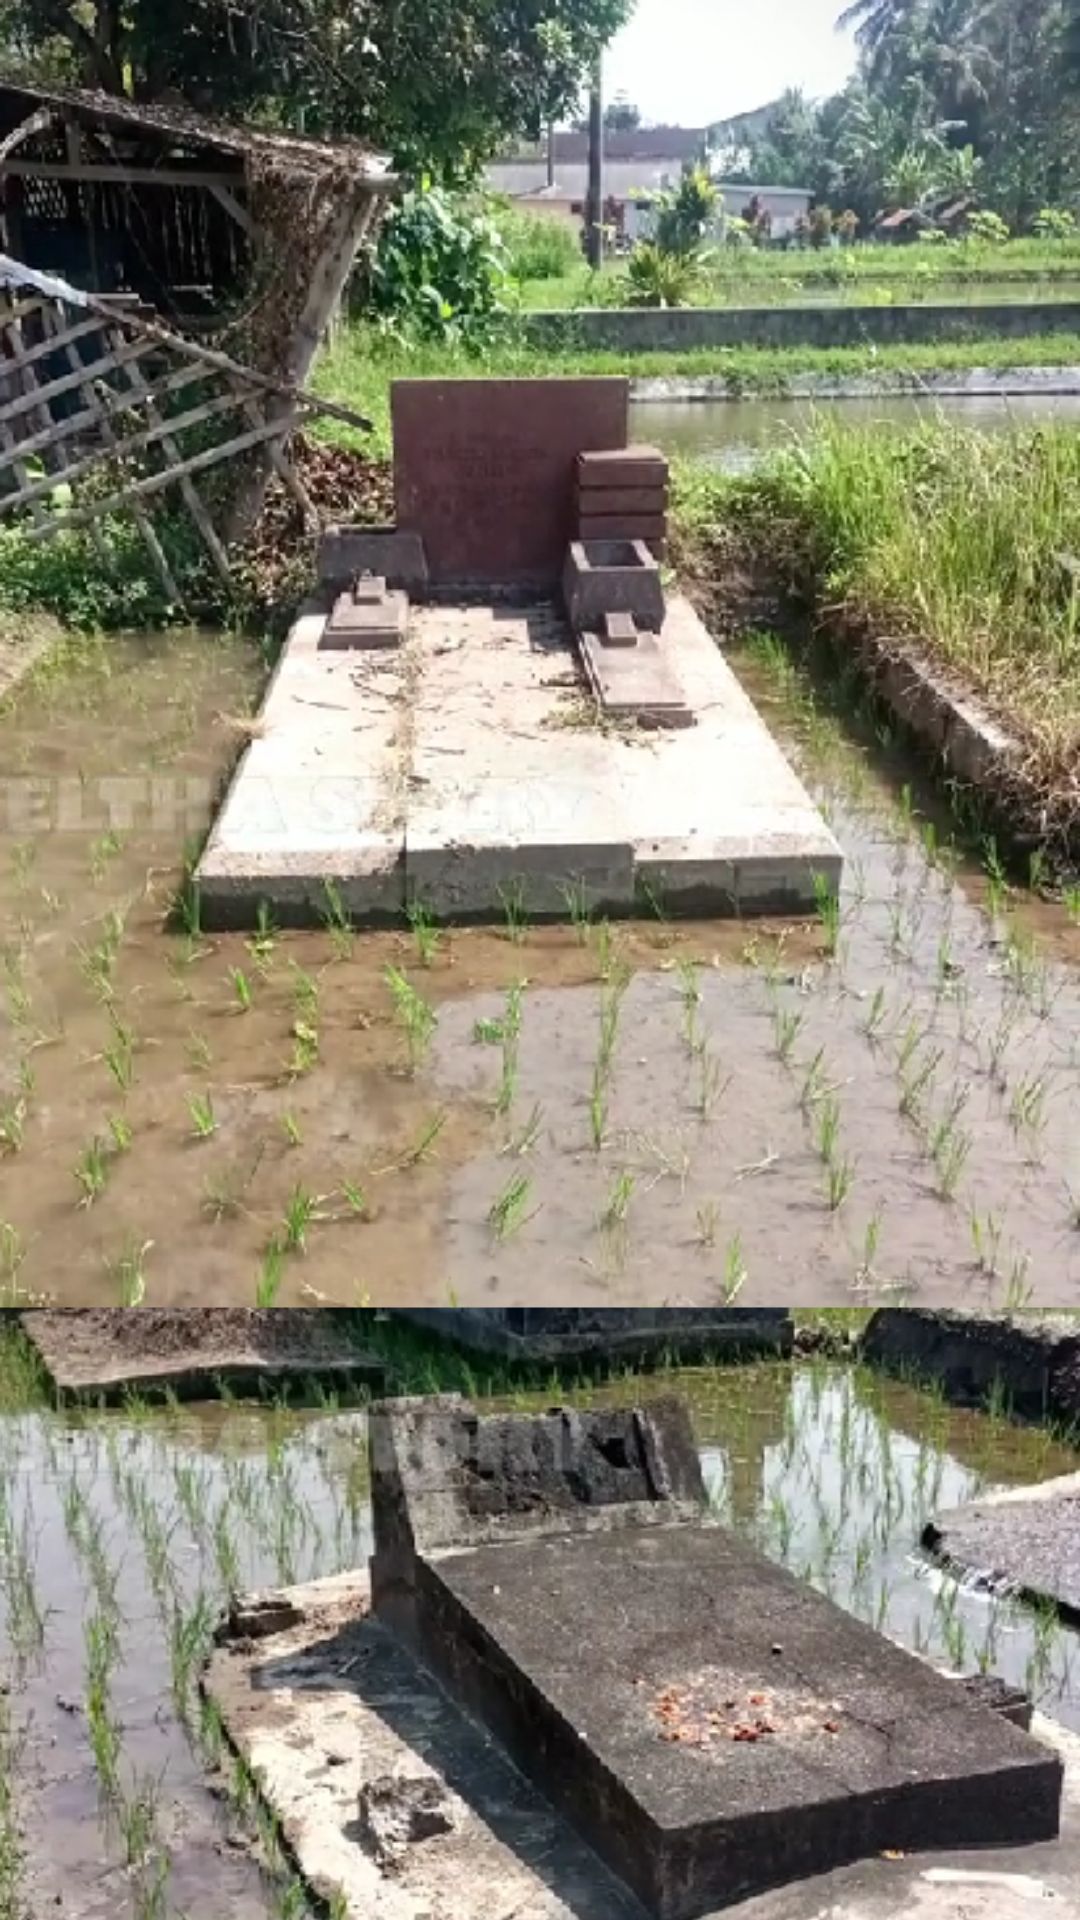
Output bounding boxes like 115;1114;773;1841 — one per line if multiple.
0;78;391;180
502;125;708;167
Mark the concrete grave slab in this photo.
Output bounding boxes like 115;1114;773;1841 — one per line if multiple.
412;1524;1063;1920
195;603;408;927
203;1568;1080;1920
388;1308;794;1363
392;378;629;586
198;593;841;925
578;446;669;489
369;1393;705;1642
20;1308;384;1402
924;1471;1080;1624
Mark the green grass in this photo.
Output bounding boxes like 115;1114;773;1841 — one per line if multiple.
314;322;1080;459
513;236;1080;312
676;421;1080;815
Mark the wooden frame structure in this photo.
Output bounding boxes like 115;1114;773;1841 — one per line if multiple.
0;83;396;584
0;253;376;594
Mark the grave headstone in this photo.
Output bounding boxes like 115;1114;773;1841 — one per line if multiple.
392;377;629;586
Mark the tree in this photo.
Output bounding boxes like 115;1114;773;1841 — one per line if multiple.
605;92;641;131
0;0;634;173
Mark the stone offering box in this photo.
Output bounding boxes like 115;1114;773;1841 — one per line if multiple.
370;1394;1063;1920
563;538;666;634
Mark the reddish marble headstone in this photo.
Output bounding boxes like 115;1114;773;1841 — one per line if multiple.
392;377;629;587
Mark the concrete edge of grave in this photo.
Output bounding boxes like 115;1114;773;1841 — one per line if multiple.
629;367;1080;404
860;1310;1080;1429
201;1566;1080;1920
17;1309;386;1403
922;1470;1080;1628
387;1308;795;1363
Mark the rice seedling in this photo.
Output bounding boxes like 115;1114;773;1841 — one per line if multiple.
320;878;354;959
281;1110;302;1147
695;1200;720;1248
256;1239;285;1305
772;1004;804;1065
406;894;440;966
281;1184;317;1254
289;960;319;1022
825;1152;855;1211
487;1172;536;1242
695;1044;729;1120
342;1179;367;1215
1009;1073;1049;1154
559;876;592;942
1003;1253;1034;1311
812;870;841;958
102;1016;136;1093
229;965;253;1011
494;981;525;1117
588;1067;608;1151
105;1235;152;1305
247;900;277;969
498;878;528;944
502;1102;544;1157
384;964;437;1073
676;957;702;1054
107;1112;132;1153
721;1232;747;1302
601;1171;635;1231
799;1046;828;1113
400;1108;446;1167
73;1135;109;1207
0;1096;26;1155
861;984;888;1043
186;1029;212;1072
969;1206;1004;1276
930;1115;971;1200
288;1019;319;1077
187;1090;217;1140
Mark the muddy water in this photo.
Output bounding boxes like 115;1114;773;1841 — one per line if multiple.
0;627;1077;1306
1;1357;1078;1920
632;390;1080;471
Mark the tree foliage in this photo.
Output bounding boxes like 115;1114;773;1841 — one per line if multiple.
724;2;1080;229
0;0;633;173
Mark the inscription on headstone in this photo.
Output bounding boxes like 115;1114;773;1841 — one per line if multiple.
392;378;629;586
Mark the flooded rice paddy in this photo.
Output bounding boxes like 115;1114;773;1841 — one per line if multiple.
0;626;1078;1305
634;390;1080;471
1;1349;1078;1920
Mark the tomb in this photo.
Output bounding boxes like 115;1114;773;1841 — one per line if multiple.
368;1394;1064;1920
197;375;842;925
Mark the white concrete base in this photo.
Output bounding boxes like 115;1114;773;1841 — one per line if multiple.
196;595;840;925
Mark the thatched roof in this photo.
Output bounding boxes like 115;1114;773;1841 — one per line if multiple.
0;78;392;182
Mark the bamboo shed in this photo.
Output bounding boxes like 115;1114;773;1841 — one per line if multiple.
0;81;395;562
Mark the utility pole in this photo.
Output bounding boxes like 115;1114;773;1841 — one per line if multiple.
546;120;556;190
586;60;604;271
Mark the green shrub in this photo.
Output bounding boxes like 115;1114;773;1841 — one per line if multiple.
493;203;580;282
626;243;709;308
1034;207;1077;241
366;185;510;344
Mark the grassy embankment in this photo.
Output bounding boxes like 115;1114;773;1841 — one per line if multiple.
674;424;1080;851
514;236;1080;312
314;323;1080;458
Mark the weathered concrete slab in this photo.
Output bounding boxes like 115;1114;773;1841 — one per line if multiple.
405;595;840;920
578;627;692;727
20;1308;384;1402
318;524;430;593
393;378;629;586
389;1307;794;1364
198;594;841;926
196;604;408;926
563;538;666;633
204;1569;1079;1920
924;1472;1080;1625
411;1525;1062;1920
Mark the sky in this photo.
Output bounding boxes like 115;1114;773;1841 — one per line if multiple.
604;0;861;127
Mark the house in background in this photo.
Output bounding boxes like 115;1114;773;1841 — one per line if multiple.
486;126;811;245
486;126;709;240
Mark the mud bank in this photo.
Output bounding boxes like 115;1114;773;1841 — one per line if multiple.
862;1311;1080;1429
